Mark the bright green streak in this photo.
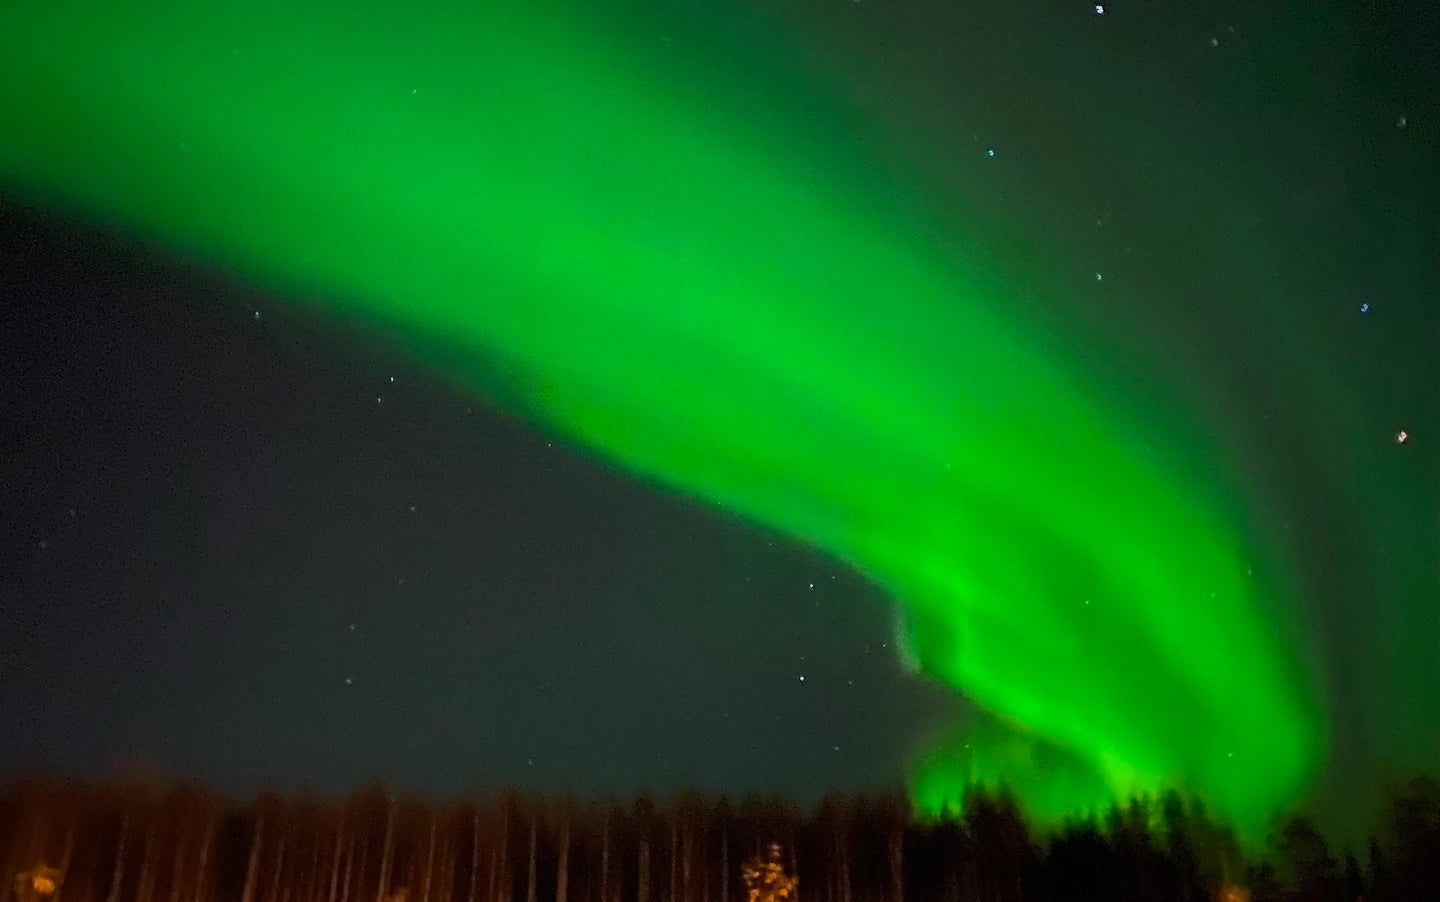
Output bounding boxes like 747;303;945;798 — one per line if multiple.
0;0;1321;833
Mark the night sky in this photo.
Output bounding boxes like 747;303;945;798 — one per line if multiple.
1;0;1436;842
2;208;961;801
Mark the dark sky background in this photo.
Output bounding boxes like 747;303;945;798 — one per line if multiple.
1;204;966;800
1;0;1437;840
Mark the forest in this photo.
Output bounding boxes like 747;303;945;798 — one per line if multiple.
3;777;1437;902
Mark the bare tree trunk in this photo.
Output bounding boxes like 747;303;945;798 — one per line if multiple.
498;806;515;902
681;823;691;902
556;815;570;902
467;812;480;902
494;806;511;902
242;811;266;902
525;817;537;902
669;822;678;902
293;832;311;902
700;821;708;902
22;803;53;878
304;828;325;902
440;829;458;902
587;832;595;902
350;821;368;902
823;845;832;902
134;818;159;902
338;832;356;902
637;840;650;902
70;819;104;902
58;818;77;880
787;830;797;898
168;807;192;902
887;831;902;902
718;835;727;902
421;815;438;902
330;814;347;902
269;815;290;902
194;806;217;902
377;799;397;902
106;811;131;902
598;818;609;902
486;847;497;902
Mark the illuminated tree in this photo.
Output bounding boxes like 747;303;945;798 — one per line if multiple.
13;863;62;902
741;843;797;902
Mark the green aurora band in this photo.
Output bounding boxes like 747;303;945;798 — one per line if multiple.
0;0;1323;833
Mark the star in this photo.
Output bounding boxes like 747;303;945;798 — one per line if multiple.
798;674;806;682
1396;430;1409;444
1360;303;1370;313
1094;4;1104;14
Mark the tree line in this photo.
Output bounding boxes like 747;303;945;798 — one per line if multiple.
2;776;1436;902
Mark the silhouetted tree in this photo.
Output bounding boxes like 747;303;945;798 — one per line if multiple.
1275;816;1341;902
5;773;1440;902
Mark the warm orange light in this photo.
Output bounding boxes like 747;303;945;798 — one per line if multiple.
1217;884;1250;902
31;875;56;896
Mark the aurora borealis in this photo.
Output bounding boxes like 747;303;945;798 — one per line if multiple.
2;0;1435;841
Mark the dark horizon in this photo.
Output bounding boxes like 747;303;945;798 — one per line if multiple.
4;773;1440;902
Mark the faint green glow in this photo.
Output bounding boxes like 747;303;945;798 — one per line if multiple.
0;0;1321;835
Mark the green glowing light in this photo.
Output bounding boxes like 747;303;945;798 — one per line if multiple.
0;0;1322;835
